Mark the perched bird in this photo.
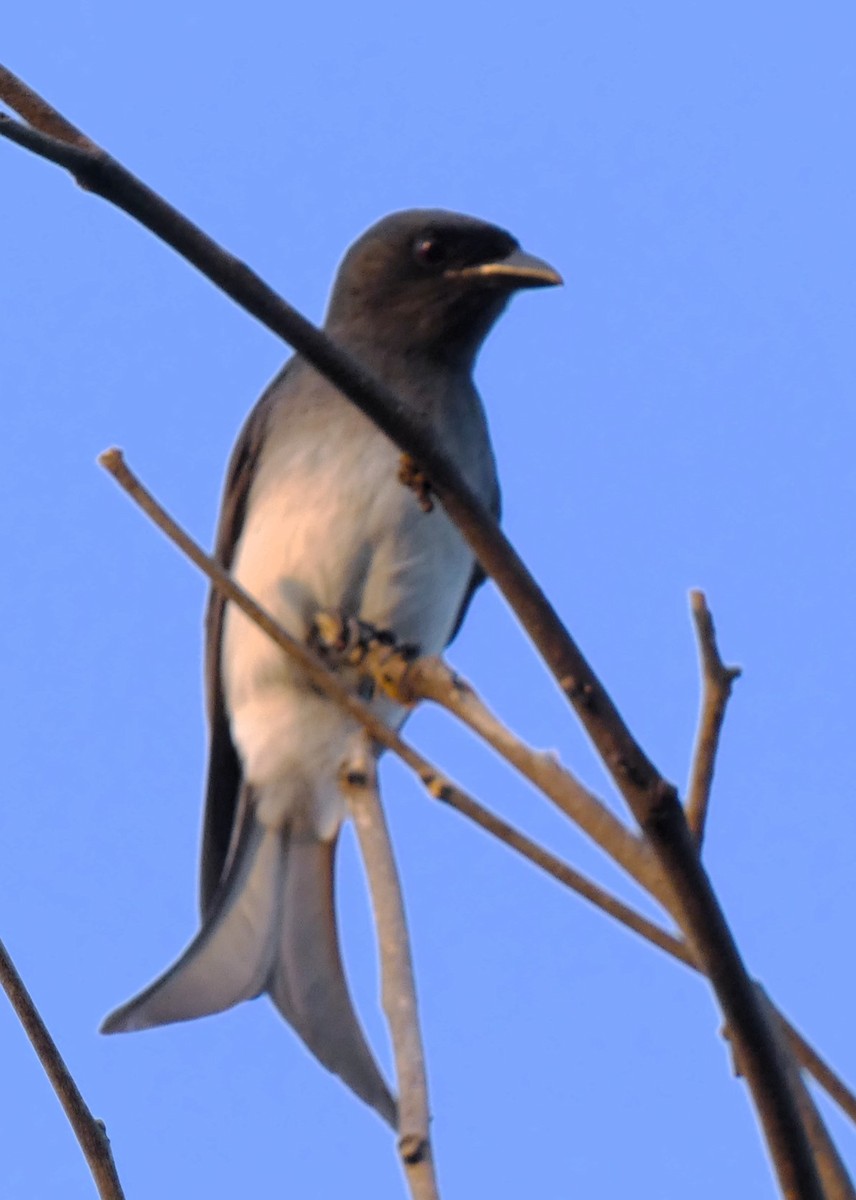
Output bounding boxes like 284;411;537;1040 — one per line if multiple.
101;210;561;1124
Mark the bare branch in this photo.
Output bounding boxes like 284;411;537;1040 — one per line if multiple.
739;989;856;1200
686;590;742;845
0;937;125;1200
360;648;667;907
341;739;439;1200
440;789;856;1133
0;65;92;148
0;63;823;1193
430;775;691;964
779;1019;856;1130
780;1057;856;1198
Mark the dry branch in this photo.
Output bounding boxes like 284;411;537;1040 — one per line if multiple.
341;740;438;1200
0;66;831;1197
686;590;742;844
737;989;856;1200
390;651;668;902
0;938;125;1200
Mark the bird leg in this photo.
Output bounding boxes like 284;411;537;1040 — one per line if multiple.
397;454;435;513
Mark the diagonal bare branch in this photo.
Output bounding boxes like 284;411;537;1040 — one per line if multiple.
736;989;856;1200
311;616;669;908
686;590;742;845
0;65;92;148
389;651;668;905
779;1021;856;1131
0;937;125;1200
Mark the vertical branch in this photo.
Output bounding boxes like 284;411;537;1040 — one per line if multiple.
686;590;742;845
341;738;439;1200
0;938;125;1200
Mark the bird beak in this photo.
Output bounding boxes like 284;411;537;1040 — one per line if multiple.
446;248;563;289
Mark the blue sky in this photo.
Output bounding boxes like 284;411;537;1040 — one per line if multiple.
2;2;855;1197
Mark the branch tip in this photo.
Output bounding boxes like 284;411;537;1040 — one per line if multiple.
97;446;124;472
686;591;740;846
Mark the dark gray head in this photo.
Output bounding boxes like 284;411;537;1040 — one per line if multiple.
324;209;561;368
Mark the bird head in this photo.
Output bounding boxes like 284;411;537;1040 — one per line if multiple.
324;209;561;368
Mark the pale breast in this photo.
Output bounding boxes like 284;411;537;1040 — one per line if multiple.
221;403;474;713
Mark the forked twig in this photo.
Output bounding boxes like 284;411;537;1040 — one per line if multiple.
342;739;438;1200
0;938;125;1200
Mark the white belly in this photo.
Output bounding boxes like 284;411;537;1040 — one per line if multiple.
221;416;473;835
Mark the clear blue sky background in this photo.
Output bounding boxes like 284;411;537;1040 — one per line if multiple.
2;3;854;1197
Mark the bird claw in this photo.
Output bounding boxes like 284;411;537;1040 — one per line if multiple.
309;610;419;704
398;453;435;513
309;610;382;667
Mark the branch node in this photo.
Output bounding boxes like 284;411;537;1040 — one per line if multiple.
560;675;596;710
399;1134;430;1165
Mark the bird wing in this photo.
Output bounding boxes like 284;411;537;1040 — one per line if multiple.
199;369;288;913
445;460;501;644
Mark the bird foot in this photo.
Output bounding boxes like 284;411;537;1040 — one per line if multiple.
398;453;435;513
309;611;385;667
309;610;420;704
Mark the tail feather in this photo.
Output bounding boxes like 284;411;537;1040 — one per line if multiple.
101;807;396;1127
270;835;397;1126
101;814;281;1033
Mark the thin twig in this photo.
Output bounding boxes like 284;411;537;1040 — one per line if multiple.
780;1020;856;1129
341;738;439;1200
0;68;826;1194
366;646;669;907
0;938;125;1200
686;590;742;845
446;783;856;1130
0;65;92;148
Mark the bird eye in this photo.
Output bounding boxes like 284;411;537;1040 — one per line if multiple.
413;235;448;267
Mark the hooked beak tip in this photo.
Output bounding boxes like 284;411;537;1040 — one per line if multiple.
446;248;563;289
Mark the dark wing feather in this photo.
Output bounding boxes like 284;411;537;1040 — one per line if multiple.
199;372;287;913
445;473;501;645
